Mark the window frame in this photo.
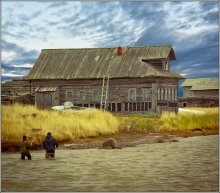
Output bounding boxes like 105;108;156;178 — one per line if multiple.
164;87;168;100
142;87;152;101
157;88;161;101
128;88;137;101
79;90;86;102
161;87;164;100
66;90;73;102
93;89;100;102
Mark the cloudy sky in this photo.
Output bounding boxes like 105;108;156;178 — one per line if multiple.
1;1;219;84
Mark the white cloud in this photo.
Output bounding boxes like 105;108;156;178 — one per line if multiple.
12;63;33;68
180;73;187;77
1;69;24;77
1;50;17;60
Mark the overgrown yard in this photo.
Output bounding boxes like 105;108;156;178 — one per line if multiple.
1;104;219;151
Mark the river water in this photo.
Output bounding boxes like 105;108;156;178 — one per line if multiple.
1;135;219;192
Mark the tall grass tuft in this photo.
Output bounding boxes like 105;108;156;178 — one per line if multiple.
2;104;119;145
160;108;219;131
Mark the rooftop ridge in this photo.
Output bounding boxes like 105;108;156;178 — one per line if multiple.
41;45;172;51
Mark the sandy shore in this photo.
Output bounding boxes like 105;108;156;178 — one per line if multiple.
60;128;218;150
2;128;218;152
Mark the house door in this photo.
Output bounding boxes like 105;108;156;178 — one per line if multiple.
44;93;52;107
36;93;52;108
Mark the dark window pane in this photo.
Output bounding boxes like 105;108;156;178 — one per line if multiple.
141;103;145;111
117;103;121;111
129;103;132;111
149;102;151;109
133;103;136;111
125;103;128;111
137;102;140;111
112;103;116;111
145;102;148;111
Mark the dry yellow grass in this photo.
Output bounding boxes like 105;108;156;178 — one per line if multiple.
160;108;219;131
2;104;119;145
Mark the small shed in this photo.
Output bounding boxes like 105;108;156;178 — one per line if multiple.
180;78;219;107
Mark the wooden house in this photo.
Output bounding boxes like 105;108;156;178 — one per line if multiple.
1;78;32;105
179;78;219;107
24;45;184;115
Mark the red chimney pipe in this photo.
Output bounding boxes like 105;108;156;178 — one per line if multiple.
117;46;122;56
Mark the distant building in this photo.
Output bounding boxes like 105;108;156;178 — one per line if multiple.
179;78;219;107
1;78;32;105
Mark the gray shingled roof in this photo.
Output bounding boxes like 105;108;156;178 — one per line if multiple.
26;45;183;80
181;78;219;90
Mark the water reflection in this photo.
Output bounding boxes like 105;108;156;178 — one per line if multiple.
2;135;219;192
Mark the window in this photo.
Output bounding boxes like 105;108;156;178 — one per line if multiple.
172;89;175;101
128;88;136;101
170;88;172;101
168;88;171;101
161;88;164;100
157;88;161;101
66;91;73;101
117;103;122;111
164;88;167;100
143;88;151;101
79;91;86;101
93;90;100;101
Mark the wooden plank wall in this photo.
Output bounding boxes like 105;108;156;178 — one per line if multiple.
192;90;219;99
31;77;179;114
1;79;32;105
179;97;219;107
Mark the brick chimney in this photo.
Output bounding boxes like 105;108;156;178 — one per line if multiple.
117;46;122;56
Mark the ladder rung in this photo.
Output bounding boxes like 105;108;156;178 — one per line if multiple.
100;75;110;110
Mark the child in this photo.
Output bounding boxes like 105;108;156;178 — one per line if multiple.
20;136;31;160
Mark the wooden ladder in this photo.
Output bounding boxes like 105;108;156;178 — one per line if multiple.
100;75;109;111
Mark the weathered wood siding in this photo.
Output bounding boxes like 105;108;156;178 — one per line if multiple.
31;77;179;115
179;97;219;107
183;87;218;99
1;79;32;105
191;90;219;99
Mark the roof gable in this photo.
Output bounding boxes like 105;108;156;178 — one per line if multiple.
26;45;182;80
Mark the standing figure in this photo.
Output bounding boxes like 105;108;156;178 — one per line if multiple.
43;132;58;159
20;136;31;160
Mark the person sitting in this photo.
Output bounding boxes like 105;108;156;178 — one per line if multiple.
43;132;58;159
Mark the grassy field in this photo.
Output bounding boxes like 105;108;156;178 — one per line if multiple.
2;104;119;146
2;104;218;150
160;107;219;132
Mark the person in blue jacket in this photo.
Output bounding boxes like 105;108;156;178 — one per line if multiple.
43;132;58;159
